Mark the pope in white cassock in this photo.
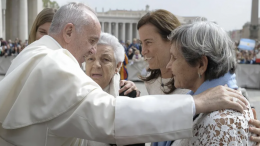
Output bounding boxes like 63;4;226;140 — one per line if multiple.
0;2;247;146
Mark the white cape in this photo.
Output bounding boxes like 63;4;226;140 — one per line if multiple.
0;35;102;129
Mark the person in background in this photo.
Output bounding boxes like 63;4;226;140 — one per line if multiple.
28;8;57;44
127;48;134;60
137;39;142;56
120;54;129;81
132;49;143;62
0;38;9;57
128;38;140;52
125;40;131;51
0;38;5;57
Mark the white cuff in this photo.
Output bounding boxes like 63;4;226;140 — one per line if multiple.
191;98;196;116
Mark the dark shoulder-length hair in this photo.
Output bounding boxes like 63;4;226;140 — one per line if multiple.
137;9;181;94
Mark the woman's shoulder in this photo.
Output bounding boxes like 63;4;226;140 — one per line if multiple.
197;107;254;131
191;107;256;145
201;106;253;124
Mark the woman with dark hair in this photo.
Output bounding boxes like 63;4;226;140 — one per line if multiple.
138;9;189;95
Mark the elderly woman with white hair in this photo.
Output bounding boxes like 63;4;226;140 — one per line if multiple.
85;32;126;97
152;21;256;146
85;32;139;98
85;32;140;97
82;32;144;146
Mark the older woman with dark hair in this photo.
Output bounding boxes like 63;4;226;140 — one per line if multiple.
153;21;256;146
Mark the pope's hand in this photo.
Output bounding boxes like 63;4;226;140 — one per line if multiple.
193;85;247;114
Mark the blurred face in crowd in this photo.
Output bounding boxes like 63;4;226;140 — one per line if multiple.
85;44;121;89
133;39;137;44
128;48;133;54
139;23;171;70
36;22;51;40
135;50;140;55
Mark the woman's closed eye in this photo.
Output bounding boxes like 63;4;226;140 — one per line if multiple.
145;41;152;45
103;58;111;62
40;31;47;35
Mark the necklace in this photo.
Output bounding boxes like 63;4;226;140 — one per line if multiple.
159;76;169;92
160;76;165;87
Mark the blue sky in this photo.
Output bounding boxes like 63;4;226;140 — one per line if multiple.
55;0;254;31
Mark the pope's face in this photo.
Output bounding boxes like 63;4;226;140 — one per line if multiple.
85;44;117;89
74;20;101;64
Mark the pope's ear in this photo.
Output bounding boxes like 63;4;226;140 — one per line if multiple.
62;23;75;44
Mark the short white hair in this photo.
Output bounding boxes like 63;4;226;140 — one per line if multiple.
49;2;96;34
98;32;125;64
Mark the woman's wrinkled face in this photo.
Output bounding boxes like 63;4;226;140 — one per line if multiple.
138;23;171;70
85;44;117;89
166;44;200;91
36;22;51;40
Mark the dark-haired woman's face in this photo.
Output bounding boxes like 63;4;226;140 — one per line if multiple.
139;24;171;70
36;22;51;40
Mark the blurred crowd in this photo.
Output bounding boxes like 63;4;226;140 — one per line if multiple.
235;42;260;64
0;38;28;57
120;38;143;61
3;35;260;66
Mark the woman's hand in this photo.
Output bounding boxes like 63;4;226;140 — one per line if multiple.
119;80;140;97
249;109;260;145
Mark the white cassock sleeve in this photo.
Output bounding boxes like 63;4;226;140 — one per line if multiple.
47;90;193;145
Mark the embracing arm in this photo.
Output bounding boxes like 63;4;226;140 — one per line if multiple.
47;89;194;144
